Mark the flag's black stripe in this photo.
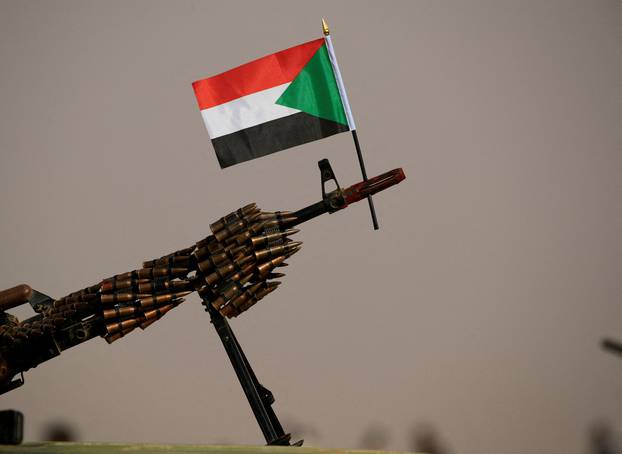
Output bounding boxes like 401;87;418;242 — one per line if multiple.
211;112;349;168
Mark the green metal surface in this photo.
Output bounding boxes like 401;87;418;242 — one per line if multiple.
0;444;417;454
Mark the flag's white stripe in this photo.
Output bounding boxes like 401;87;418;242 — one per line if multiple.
200;83;300;139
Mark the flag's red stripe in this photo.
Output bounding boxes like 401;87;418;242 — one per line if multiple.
192;38;324;110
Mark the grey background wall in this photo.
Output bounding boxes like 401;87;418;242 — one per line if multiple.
1;1;621;453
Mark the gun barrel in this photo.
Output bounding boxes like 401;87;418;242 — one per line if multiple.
290;167;406;226
343;168;406;205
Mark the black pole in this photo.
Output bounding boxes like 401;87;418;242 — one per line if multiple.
351;130;379;230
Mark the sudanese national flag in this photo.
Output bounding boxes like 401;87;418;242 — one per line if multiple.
192;38;351;168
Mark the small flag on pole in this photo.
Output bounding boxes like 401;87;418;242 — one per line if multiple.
193;20;380;229
192;38;351;168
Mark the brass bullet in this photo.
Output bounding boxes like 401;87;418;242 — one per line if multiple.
236;282;281;314
207;240;225;253
110;271;135;281
219;275;252;300
220;279;282;317
196;256;217;274
105;318;140;335
224;263;255;286
142;255;191;269
259;219;279;230
250;229;300;248
211;205;260;236
234;253;255;269
258;215;298;231
242;202;259;214
215;248;240;266
210;251;232;266
255;255;286;277
254;281;280;299
210;296;226;310
105;326;136;344
256;212;274;221
257;211;292;221
231;248;253;266
101;293;139;305
197;235;222;260
250;220;269;234
254;241;302;261
210;203;258;233
227;230;251;246
197;246;246;274
142;303;176;321
224;243;246;256
103;304;140;320
101;278;133;293
142;246;194;267
214;212;261;243
138;291;191;308
219;303;237;318
193;246;209;261
230;282;263;308
137;279;191;294
226;221;271;246
205;258;254;287
210;212;240;235
284;245;301;258
210;274;252;310
205;262;235;286
136;267;189;279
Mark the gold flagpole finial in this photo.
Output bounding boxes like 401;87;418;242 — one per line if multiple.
322;18;330;36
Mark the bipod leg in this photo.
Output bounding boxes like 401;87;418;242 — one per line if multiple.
207;306;302;446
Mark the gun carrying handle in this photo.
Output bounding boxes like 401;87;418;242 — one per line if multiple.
0;284;32;312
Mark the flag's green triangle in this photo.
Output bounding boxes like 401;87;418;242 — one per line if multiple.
276;44;348;127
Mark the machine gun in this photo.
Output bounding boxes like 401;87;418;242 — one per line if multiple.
0;159;405;445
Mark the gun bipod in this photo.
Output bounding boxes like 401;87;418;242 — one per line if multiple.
205;303;302;447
